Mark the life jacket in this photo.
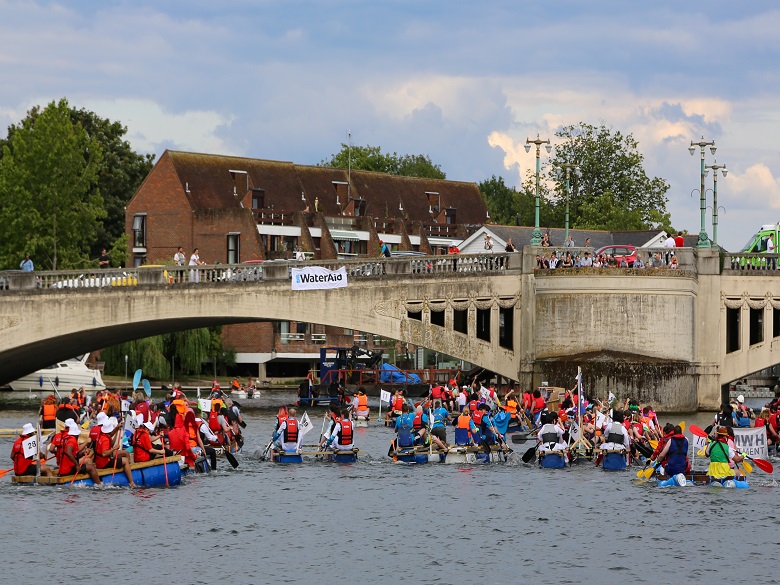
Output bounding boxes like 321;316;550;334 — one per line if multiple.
532;396;546;414
42;403;56;422
56;434;79;475
211;398;225;413
171;399;187;415
208;411;221;432
337;420;353;445
632;422;644;436
455;413;473;445
391;396;405;412
356;394;368;410
131;428;152;462
468;400;478;413
665;434;688;473
504;399;518;417
11;436;35;475
472;410;485;427
231;379;240;391
431;386;443;400
522;392;533;410
283;419;299;443
187;423;198;447
413;413;425;430
540;424;559;444
606;422;625;445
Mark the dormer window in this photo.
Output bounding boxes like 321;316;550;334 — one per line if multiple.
251;188;265;209
444;207;456;225
426;191;440;213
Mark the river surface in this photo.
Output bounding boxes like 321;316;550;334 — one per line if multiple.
0;398;777;585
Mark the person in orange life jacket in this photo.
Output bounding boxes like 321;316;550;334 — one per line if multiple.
39;394;57;429
182;410;211;465
274;408;300;451
50;419;101;483
353;388;369;419
326;408;355;451
454;409;480;446
94;417;136;486
652;425;690;476
131;414;168;463
55;397;79;424
11;423;53;477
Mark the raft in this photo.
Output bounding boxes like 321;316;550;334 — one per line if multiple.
353;411;370;428
11;456;183;487
390;444;509;464
539;450;568;469
656;472;749;488
270;448;360;463
601;450;628;471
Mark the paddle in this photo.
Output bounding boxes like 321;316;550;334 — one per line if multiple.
262;440;274;460
521;444;537;463
132;369;142;391
142;379;152;398
741;453;773;473
222;445;239;468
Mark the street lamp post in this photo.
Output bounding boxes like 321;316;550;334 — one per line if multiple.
525;134;552;245
555;162;580;241
689;136;717;248
704;161;727;247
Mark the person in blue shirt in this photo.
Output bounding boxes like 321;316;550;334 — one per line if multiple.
394;403;415;448
20;254;34;272
430;406;450;449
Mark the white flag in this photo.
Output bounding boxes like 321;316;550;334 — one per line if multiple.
608;392;616;404
595;410;609;429
197;387;201;399
121;399;131;413
692;433;707;453
198;399;212;414
380;389;391;404
480;388;497;410
22;435;39;459
569;420;581;442
299;412;313;437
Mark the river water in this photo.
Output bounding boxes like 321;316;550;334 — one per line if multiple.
1;398;777;584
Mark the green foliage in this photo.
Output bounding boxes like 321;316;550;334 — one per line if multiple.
1;102;155;260
102;336;169;379
0;99;105;270
479;175;556;229
320;144;446;179
548;123;670;232
108;232;129;268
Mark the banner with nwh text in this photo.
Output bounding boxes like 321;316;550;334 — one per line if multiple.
733;426;768;460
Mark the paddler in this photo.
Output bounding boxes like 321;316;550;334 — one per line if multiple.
94;416;137;486
273;407;300;452
652;425;689;476
352;388;369;421
706;427;744;480
51;419;102;484
131;414;168;463
325;408;354;452
454;409;479;446
599;411;631;465
537;412;567;454
11;423;53;477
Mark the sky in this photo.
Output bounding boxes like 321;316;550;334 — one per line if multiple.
1;0;779;251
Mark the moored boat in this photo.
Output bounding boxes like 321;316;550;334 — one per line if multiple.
12;455;182;487
8;354;106;392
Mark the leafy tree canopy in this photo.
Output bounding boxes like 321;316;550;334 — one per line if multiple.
0;99;105;270
547;123;672;232
320;144;446;179
0;101;155;261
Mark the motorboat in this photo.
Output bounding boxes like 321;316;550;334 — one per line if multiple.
7;354;106;392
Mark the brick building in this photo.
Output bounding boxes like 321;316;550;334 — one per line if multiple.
126;150;488;379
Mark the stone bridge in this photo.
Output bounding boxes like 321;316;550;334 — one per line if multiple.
1;248;779;411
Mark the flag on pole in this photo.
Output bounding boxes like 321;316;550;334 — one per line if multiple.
608;392;616;404
299;412;313;437
198;399;212;414
197;387;201;399
569;420;581;442
380;389;391;404
480;388;497;410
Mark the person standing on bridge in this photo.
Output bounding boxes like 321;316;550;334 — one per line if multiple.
189;248;205;282
174;246;186;266
20;254;33;272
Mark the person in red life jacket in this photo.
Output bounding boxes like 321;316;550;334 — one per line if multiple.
50;419;101;484
521;389;534;421
319;404;342;449
94;417;136;486
131;414;168;463
411;406;430;446
326;408;354;451
385;390;406;425
531;389;546;426
11;423;53;477
273;408;300;452
168;413;196;467
39;395;57;430
133;391;150;423
650;423;675;461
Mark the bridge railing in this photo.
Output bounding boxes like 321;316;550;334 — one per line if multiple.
0;253;519;292
722;252;780;273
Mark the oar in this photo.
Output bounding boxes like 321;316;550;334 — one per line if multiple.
132;369;142;391
741;453;773;474
262;440;274;460
689;424;707;438
142;379;152;398
521;444;537;463
222;442;239;468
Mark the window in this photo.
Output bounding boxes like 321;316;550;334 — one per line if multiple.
227;233;240;264
499;307;513;350
476;308;490;342
726;307;740;353
132;214;146;248
444;208;457;225
251;189;265;210
750;307;764;346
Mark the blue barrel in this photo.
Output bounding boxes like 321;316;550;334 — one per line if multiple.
602;452;627;471
140;461;182;486
329;452;358;463
540;451;566;469
274;453;303;463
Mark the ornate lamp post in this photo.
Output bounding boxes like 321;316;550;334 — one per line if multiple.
554;162;580;241
525;134;552;245
704;161;727;247
689;136;717;248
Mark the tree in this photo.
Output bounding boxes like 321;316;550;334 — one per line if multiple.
1;102;155;262
479;175;556;228
547;123;671;232
320;144;446;179
0;99;105;270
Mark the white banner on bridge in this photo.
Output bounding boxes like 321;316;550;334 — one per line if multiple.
291;266;348;291
733;426;768;460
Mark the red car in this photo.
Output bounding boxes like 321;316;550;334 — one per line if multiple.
595;245;637;267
